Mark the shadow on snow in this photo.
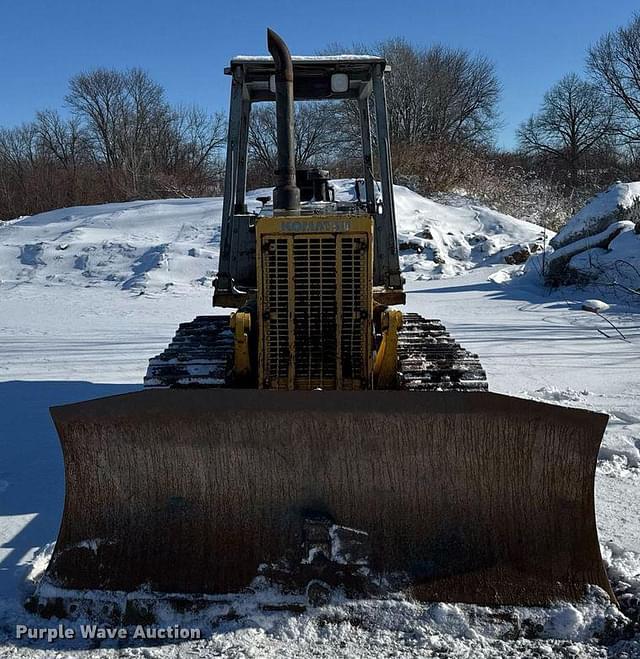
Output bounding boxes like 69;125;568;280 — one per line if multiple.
0;381;139;602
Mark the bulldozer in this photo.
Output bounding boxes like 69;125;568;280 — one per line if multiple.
30;30;613;621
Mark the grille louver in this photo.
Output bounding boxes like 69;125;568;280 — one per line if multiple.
262;233;370;389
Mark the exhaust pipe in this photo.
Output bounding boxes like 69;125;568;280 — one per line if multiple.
267;28;300;214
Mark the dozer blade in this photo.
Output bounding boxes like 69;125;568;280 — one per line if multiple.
43;389;612;607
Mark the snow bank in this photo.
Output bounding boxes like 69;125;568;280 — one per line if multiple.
0;182;547;294
1;588;631;657
389;187;548;280
567;227;640;288
545;220;637;284
0;198;228;294
524;182;640;291
551;182;640;250
330;183;549;279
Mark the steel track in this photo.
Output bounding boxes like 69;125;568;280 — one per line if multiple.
145;313;488;391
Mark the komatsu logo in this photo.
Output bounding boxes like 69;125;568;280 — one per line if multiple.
280;220;352;233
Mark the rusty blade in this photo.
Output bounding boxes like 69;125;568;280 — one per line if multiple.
46;389;611;605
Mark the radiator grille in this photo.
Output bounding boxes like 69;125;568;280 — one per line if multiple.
293;237;337;386
261;233;370;389
340;236;366;384
265;238;290;382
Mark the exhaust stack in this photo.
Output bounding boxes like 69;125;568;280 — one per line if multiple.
267;28;300;214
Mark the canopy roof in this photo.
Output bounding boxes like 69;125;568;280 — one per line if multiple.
226;55;389;102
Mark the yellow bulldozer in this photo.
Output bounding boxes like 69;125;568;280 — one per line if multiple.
31;30;613;621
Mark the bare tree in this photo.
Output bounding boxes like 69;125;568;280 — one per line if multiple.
588;13;640;143
66;68;124;176
315;38;502;188
247;102;348;185
66;67;173;196
248;106;277;176
116;68;172;194
35;110;88;205
378;39;500;146
155;105;226;195
517;73;617;182
0;123;44;217
0;66;228;219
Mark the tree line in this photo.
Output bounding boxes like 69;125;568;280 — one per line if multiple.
2;13;640;226
0;68;226;221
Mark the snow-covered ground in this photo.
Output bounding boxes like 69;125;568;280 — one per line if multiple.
0;183;639;657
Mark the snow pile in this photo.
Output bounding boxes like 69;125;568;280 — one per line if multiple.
603;542;640;607
599;433;640;476
545;182;640;287
602;541;640;652
551;182;640;250
524;386;588;403
0;181;548;295
0;198;228;294
598;406;640;479
582;299;611;314
0;589;631;657
334;181;549;279
388;187;549;280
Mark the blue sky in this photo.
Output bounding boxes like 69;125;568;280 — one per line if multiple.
0;0;638;149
